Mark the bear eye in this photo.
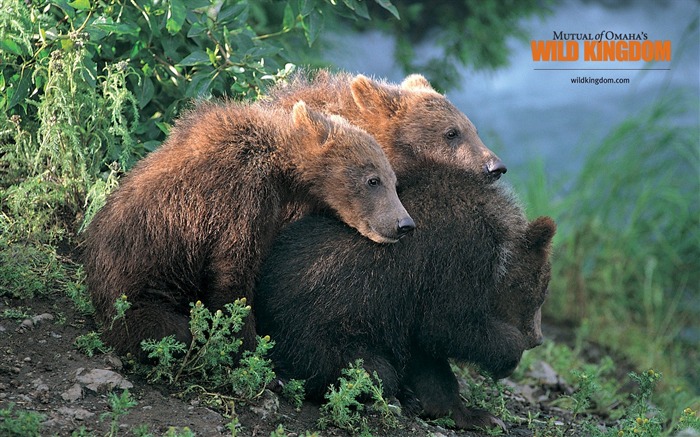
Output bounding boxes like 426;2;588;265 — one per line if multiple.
367;177;381;187
444;128;460;140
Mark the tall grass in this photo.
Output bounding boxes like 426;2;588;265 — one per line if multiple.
511;93;700;409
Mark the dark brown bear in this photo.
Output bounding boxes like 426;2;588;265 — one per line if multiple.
255;164;555;430
265;70;507;180
83;100;414;359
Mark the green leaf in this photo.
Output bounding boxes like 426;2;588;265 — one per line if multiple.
166;0;187;35
374;0;399;19
68;0;91;11
343;0;369;20
302;11;323;47
178;51;210;66
139;76;155;109
282;3;295;31
8;69;32;110
185;70;216;98
298;0;314;17
92;21;140;36
218;3;248;24
0;38;23;56
187;22;207;38
353;0;369;19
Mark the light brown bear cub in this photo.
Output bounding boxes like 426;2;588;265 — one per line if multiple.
266;70;507;181
82;100;413;358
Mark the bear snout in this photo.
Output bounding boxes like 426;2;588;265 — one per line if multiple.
485;159;507;180
396;216;416;237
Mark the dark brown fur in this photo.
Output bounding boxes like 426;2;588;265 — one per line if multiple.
265;70;506;180
256;164;555;430
82;100;412;358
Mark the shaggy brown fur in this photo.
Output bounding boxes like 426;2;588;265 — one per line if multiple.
256;164;555;430
265;70;507;180
82;100;413;358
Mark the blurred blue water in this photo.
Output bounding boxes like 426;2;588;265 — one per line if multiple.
322;0;700;178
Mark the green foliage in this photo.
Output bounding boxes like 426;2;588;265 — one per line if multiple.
141;335;189;384
454;365;516;426
282;378;307;410
0;239;66;299
0;307;31;320
163;427;195;437
350;0;553;90
74;331;111;357
65;266;95;315
318;359;397;433
139;299;275;401
111;294;132;330
0;403;45;437
675;407;700;433
230;335;276;399
101;389;138;437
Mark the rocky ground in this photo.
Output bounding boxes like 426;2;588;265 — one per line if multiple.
0;290;598;437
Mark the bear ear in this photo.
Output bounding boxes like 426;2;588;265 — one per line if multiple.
525;216;556;253
400;74;435;91
350;75;401;116
292;101;331;146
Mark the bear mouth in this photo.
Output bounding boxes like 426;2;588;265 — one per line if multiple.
364;224;401;244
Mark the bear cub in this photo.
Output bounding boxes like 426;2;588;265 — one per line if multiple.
83;100;413;359
266;70;507;181
256;164;555;430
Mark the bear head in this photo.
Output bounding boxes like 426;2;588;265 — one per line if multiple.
350;74;506;181
290;101;415;244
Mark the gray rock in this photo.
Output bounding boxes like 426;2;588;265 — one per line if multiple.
61;383;83;402
75;368;133;392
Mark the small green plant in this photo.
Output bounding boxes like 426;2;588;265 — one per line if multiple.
110;294;132;330
65;267;94;315
0;403;44;437
229;335;276;399
101;389;137;437
318;359;397;433
140;335;188;384
281;378;306;410
131;424;153;437
454;365;516;426
426;415;456;428
139;299;276;402
74;331;111;357
675;407;700;432
1;307;31;320
270;424;286;437
70;425;94;436
163;427;195;437
559;370;599;434
609;370;664;437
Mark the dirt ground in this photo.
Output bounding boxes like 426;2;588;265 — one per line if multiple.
0;288;597;437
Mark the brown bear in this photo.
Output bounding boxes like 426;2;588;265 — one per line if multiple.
255;163;555;430
82;100;414;359
265;70;507;181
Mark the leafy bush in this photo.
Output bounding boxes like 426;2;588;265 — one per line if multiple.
0;0;402;242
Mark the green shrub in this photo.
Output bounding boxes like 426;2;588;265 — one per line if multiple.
0;403;44;437
318;359;397;433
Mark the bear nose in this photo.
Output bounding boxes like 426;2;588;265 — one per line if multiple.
396;216;416;236
528;334;544;349
486;159;507;179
